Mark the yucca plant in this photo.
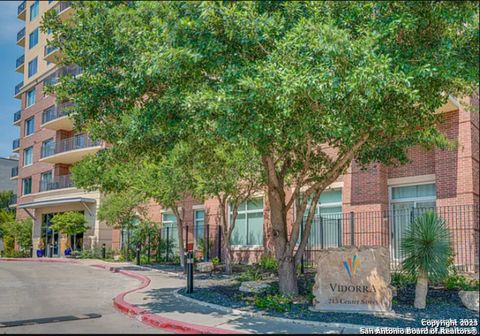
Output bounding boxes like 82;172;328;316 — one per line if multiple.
401;211;451;309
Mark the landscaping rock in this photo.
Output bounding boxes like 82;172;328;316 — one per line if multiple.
312;246;392;313
239;281;271;294
459;291;479;312
196;261;214;273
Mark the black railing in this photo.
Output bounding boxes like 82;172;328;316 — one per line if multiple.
8;194;17;206
12;138;20;150
18;1;26;15
17;27;25;42
53;1;72;15
11;167;19;178
39;174;74;192
43;65;82;86
42;102;73;124
41;134;101;158
16;55;24;68
44;45;58;57
300;204;479;273
14;110;21;123
15;81;23;95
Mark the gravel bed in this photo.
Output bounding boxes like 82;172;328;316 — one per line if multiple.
179;276;479;329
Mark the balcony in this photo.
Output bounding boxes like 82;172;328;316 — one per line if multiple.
11;166;19;180
43;65;83;86
14;81;23;99
17;1;26;20
42;102;74;131
16;54;24;73
8;194;17;208
13;110;21;125
40;134;101;164
16;27;25;46
39;174;74;192
44;45;62;63
12;138;20;152
52;1;73;21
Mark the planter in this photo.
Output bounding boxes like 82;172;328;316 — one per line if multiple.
36;249;44;257
64;248;72;256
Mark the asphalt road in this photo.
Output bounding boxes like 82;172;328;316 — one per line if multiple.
0;261;164;334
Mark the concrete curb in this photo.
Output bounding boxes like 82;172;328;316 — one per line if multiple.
173;288;377;332
0;257;80;264
91;263;242;334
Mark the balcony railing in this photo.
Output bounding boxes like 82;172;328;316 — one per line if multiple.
17;27;25;42
16;55;24;69
15;81;23;96
44;45;59;58
41;134;101;158
14;110;21;123
11;166;19;178
42;102;73;124
18;1;26;15
53;1;72;15
39;174;74;192
44;65;82;86
12;138;20;150
8;194;17;206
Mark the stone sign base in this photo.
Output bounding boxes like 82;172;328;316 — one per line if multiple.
312;246;392;313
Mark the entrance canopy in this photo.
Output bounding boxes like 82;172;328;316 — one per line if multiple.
19;197;96;219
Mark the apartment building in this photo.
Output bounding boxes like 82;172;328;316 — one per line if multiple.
12;1;110;257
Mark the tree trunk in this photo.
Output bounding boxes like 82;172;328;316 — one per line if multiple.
223;237;233;274
278;257;298;294
414;270;428;309
173;207;186;269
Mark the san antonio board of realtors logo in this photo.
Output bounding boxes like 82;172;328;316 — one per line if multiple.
343;255;360;280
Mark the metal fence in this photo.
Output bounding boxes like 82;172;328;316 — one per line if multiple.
301;204;479;273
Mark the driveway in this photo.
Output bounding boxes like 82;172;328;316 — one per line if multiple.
0;261;164;334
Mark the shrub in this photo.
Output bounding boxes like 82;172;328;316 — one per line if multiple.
391;272;416;288
253;294;293;312
444;274;480;291
259;254;277;273
212;256;220;266
237;268;263;282
401;211;451;309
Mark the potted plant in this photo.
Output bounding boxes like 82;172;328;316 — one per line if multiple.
37;239;45;257
64;241;72;256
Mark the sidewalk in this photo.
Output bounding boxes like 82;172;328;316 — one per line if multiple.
83;260;362;334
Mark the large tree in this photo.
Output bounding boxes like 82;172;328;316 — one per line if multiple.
44;1;479;294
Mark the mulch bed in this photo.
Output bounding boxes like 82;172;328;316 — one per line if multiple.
179;273;479;329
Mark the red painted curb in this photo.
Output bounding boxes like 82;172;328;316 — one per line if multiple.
92;264;243;334
0;257;80;264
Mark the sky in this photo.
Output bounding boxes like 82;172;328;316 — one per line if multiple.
0;1;23;159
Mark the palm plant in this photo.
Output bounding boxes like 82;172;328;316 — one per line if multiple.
401;211;451;309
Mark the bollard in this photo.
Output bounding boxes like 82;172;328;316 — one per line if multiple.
50;245;54;258
136;246;141;265
30;245;33;258
186;251;194;294
102;243;106;259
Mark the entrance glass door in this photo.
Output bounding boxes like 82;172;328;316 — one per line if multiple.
42;213;59;257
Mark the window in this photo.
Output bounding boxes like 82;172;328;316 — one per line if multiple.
29;28;38;49
230;198;264;246
41;138;54;158
42;106;55;124
162;212;178;249
28;57;38;78
22;177;32;195
26;88;36;107
40;171;53;191
25;117;35;136
390;183;436;259
194;209;205;247
23;146;33;166
302;189;343;249
29;1;39;21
